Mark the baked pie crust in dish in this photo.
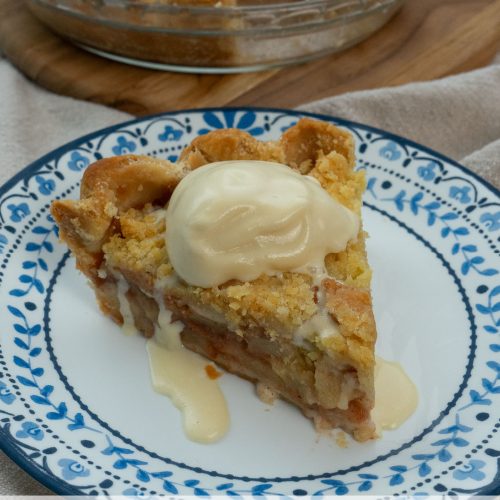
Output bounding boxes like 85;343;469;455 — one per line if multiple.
51;118;377;442
27;0;404;71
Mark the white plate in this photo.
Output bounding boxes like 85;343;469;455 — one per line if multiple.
0;108;499;496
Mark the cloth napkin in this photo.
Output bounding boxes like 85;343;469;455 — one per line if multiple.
0;54;499;495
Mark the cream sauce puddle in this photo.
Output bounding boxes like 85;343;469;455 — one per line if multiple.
373;356;419;433
146;307;229;444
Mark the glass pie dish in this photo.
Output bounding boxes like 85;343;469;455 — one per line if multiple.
27;0;405;73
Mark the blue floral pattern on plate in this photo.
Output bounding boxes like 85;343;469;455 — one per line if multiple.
58;459;91;481
0;382;15;405
67;151;90;172
0;108;498;497
16;421;44;441
7;202;30;223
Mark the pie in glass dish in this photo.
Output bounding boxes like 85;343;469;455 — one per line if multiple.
51;118;377;442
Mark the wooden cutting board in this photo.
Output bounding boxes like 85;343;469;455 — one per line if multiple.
1;0;499;116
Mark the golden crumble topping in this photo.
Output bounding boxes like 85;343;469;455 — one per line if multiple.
101;146;371;342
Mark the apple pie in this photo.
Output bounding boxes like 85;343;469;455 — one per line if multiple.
51;118;377;441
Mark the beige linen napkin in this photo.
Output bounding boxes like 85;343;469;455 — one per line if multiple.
300;63;500;188
0;56;499;495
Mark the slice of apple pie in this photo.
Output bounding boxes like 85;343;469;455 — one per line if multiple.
51;118;377;441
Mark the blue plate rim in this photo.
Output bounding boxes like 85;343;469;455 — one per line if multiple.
0;106;498;496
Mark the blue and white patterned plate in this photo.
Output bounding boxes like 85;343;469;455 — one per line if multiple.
0;108;499;497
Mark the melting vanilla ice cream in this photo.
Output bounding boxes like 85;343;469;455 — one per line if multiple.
373;357;419;433
165;160;359;287
147;306;229;444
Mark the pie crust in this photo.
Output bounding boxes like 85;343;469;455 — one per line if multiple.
51;118;377;441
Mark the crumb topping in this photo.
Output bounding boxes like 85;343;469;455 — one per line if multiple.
102;146;372;352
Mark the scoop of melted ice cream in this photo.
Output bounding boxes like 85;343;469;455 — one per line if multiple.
166;160;359;287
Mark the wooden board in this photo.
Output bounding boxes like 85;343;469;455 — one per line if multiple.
1;0;499;116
